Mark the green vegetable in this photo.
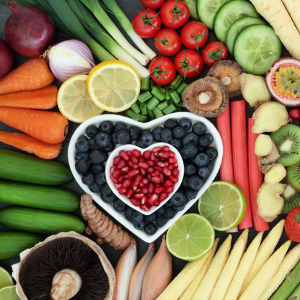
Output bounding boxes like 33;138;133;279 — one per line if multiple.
0;232;44;260
140;103;148;115
183;0;199;20
153;107;163;118
157;100;169;111
170;75;184;90
288;283;300;299
163;104;177;114
165;88;171;100
147;108;155;119
0;207;85;235
177;82;189;94
152;87;165;101
139;115;147;122
0;180;79;212
138;91;152;103
170;90;181;104
141;78;151;92
131;102;140;114
126;110;140;121
0;150;73;185
147;97;160;110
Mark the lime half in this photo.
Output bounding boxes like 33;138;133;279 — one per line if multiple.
166;214;215;261
0;267;14;289
199;181;246;231
0;286;20;300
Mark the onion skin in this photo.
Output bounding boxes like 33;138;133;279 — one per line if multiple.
141;236;172;300
0;39;13;78
5;2;55;57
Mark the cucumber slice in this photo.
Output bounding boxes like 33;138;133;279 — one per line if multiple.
214;0;259;44
197;0;232;30
183;0;199;20
234;25;282;75
226;17;265;55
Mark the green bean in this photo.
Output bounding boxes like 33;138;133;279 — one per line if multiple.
170;75;183;90
147;97;159;111
140;103;148;115
157;101;168;111
170;90;181;104
153;107;163;118
163;104;176;115
151;87;165;101
131;102;140;114
141;78;150;92
138;91;152;103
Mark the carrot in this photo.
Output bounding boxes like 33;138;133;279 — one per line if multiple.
0;107;68;144
248;118;270;232
0;85;57;110
0;130;61;159
0;57;54;95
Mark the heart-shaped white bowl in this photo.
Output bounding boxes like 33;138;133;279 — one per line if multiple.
106;142;184;215
68;112;223;243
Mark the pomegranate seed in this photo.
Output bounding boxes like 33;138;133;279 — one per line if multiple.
114;183;122;189
163;167;171;176
152;176;161;183
142;188;148;194
135;193;144;199
172;169;179;176
142;178;148;185
121;166;130;172
138;156;145;162
143;150;151;159
128;170;139;178
164;180;174;187
113;156;121;166
133;164;139;169
169;152;175;158
157;161;166;167
155;187;164;194
154;201;160;206
159;173;164;182
117;159;126;169
118;175;125;183
118;188;127;194
170;175;178;183
147;160;154;166
119;150;130;161
155;182;161;187
113;170;122;178
136;188;142;193
168;164;175;171
147;194;158;205
126;189;134;198
153;147;162;153
128;161;134;167
152;170;161;176
139;162;149;169
139;182;144;188
134;174;143;186
162;146;169;151
131;156;139;164
110;166;116;175
148;167;154;173
154;166;163;171
174;163;178;167
140;168;146;175
147;174;152;180
111;176;119;183
165;162;169;166
141;196;148;205
165;186;174;193
140;204;150;212
131;198;140;206
150;152;156;161
132;149;141;157
158;151;169;159
148;183;155;194
168;158;177;164
123;179;131;188
159;193;168;201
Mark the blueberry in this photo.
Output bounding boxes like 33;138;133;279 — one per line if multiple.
169;138;183;150
89;138;100;150
114;121;127;132
95;132;111;148
164;118;178;129
158;206;166;215
75;151;89;161
141;129;151;135
185;164;196;176
112;132;117;144
181;176;189;189
198;167;210;178
89;183;102;193
144;223;157;235
115;130;131;145
152;126;163;142
82;172;94;185
183;132;199;146
90;163;104;174
207;163;214;173
180;149;189;161
192;122;206;136
90;150;108;164
75;159;89;174
101;193;116;203
161;128;173;142
95;172;106;186
99;121;114;135
101;183;113;195
185;189;198;201
165;201;173;208
145;212;157;224
135;139;147;149
181;144;199;159
194;153;210;167
141;131;153;147
75;139;90;152
86;125;98;138
166;207;177;219
205;133;214;144
206;147;218;161
173;127;186;139
132;211;144;223
198;136;210;148
156;214;167;227
198;146;205;152
128;126;141;141
188;175;203;190
134;219;146;230
103;143;115;152
174;204;186;211
124;207;135;222
170;193;186;207
179;118;192;131
77;135;88;142
113;199;127;212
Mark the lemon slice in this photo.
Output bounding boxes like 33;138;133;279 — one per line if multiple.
57;75;104;123
0;267;14;289
87;60;141;112
0;286;20;300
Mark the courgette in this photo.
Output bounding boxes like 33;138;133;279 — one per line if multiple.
0;207;85;235
0;180;80;212
0;149;73;185
0;232;43;260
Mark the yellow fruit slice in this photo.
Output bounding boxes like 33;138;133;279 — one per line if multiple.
87;60;141;112
0;267;14;289
0;286;20;300
57;75;104;123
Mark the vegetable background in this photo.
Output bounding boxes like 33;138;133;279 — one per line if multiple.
0;0;293;279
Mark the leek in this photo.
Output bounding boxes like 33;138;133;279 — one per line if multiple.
101;0;157;60
67;0;149;78
81;0;149;66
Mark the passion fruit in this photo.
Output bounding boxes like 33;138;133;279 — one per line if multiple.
266;58;300;107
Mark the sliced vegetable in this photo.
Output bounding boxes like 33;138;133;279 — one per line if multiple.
202;42;228;67
254;134;273;157
0;38;13;78
264;164;286;185
149;57;176;85
154;29;181;56
182;0;198;20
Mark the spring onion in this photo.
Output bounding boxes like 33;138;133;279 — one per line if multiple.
140;103;148;115
170;90;181;104
157;101;168;111
141;78;151;92
131;103;140;114
147;97;160;110
138;91;152;103
151;87;165;101
101;0;157;60
81;0;149;66
170;75;184;90
153;107;163;118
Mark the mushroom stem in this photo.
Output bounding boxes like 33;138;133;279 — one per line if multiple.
198;91;212;104
51;269;82;300
220;76;231;86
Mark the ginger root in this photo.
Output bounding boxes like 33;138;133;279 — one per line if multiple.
238;73;271;107
264;164;286;185
81;194;136;250
257;182;285;222
252;102;291;133
255;134;273;156
257;141;281;174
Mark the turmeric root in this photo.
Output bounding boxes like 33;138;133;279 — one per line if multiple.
81;194;136;250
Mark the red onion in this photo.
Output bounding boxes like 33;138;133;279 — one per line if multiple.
44;39;96;83
5;2;55;57
0;38;13;78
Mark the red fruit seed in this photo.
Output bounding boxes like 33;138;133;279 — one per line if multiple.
114;183;122;189
140;204;150;212
153;147;162;153
140;168;146;175
168;158;177;163
131;156;139;164
131;198;140;206
126;189;134;198
157;161;166;167
143;150;151;159
118;188;127;194
154;186;164;194
113;156;121;166
158;151;169;159
121;166;130;172
163;167;171;176
165;186;174;193
172;169;179;176
159;193;168;201
123;179;132;188
170;175;178;183
151;176;161;183
119;150;130;161
117;159;126;169
139;162;149;169
147;194;158;205
132;149;141;157
148;183;155;193
128;170;139;178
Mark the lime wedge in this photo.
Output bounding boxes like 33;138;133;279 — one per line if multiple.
166;214;215;261
199;181;246;231
0;267;14;289
0;286;20;300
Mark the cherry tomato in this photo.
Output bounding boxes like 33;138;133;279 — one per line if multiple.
149;57;176;85
132;9;161;38
154;29;181;56
140;0;165;9
202;42;228;67
160;0;190;29
289;108;300;120
174;50;203;79
181;21;209;52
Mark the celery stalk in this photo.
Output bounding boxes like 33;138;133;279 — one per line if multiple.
288;283;300;300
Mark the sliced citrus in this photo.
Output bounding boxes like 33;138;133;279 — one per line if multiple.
199;181;247;231
57;75;104;123
166;214;215;261
0;286;20;300
87;60;140;112
0;267;14;289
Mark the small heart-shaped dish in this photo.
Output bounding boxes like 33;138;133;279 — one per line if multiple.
106;142;184;215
